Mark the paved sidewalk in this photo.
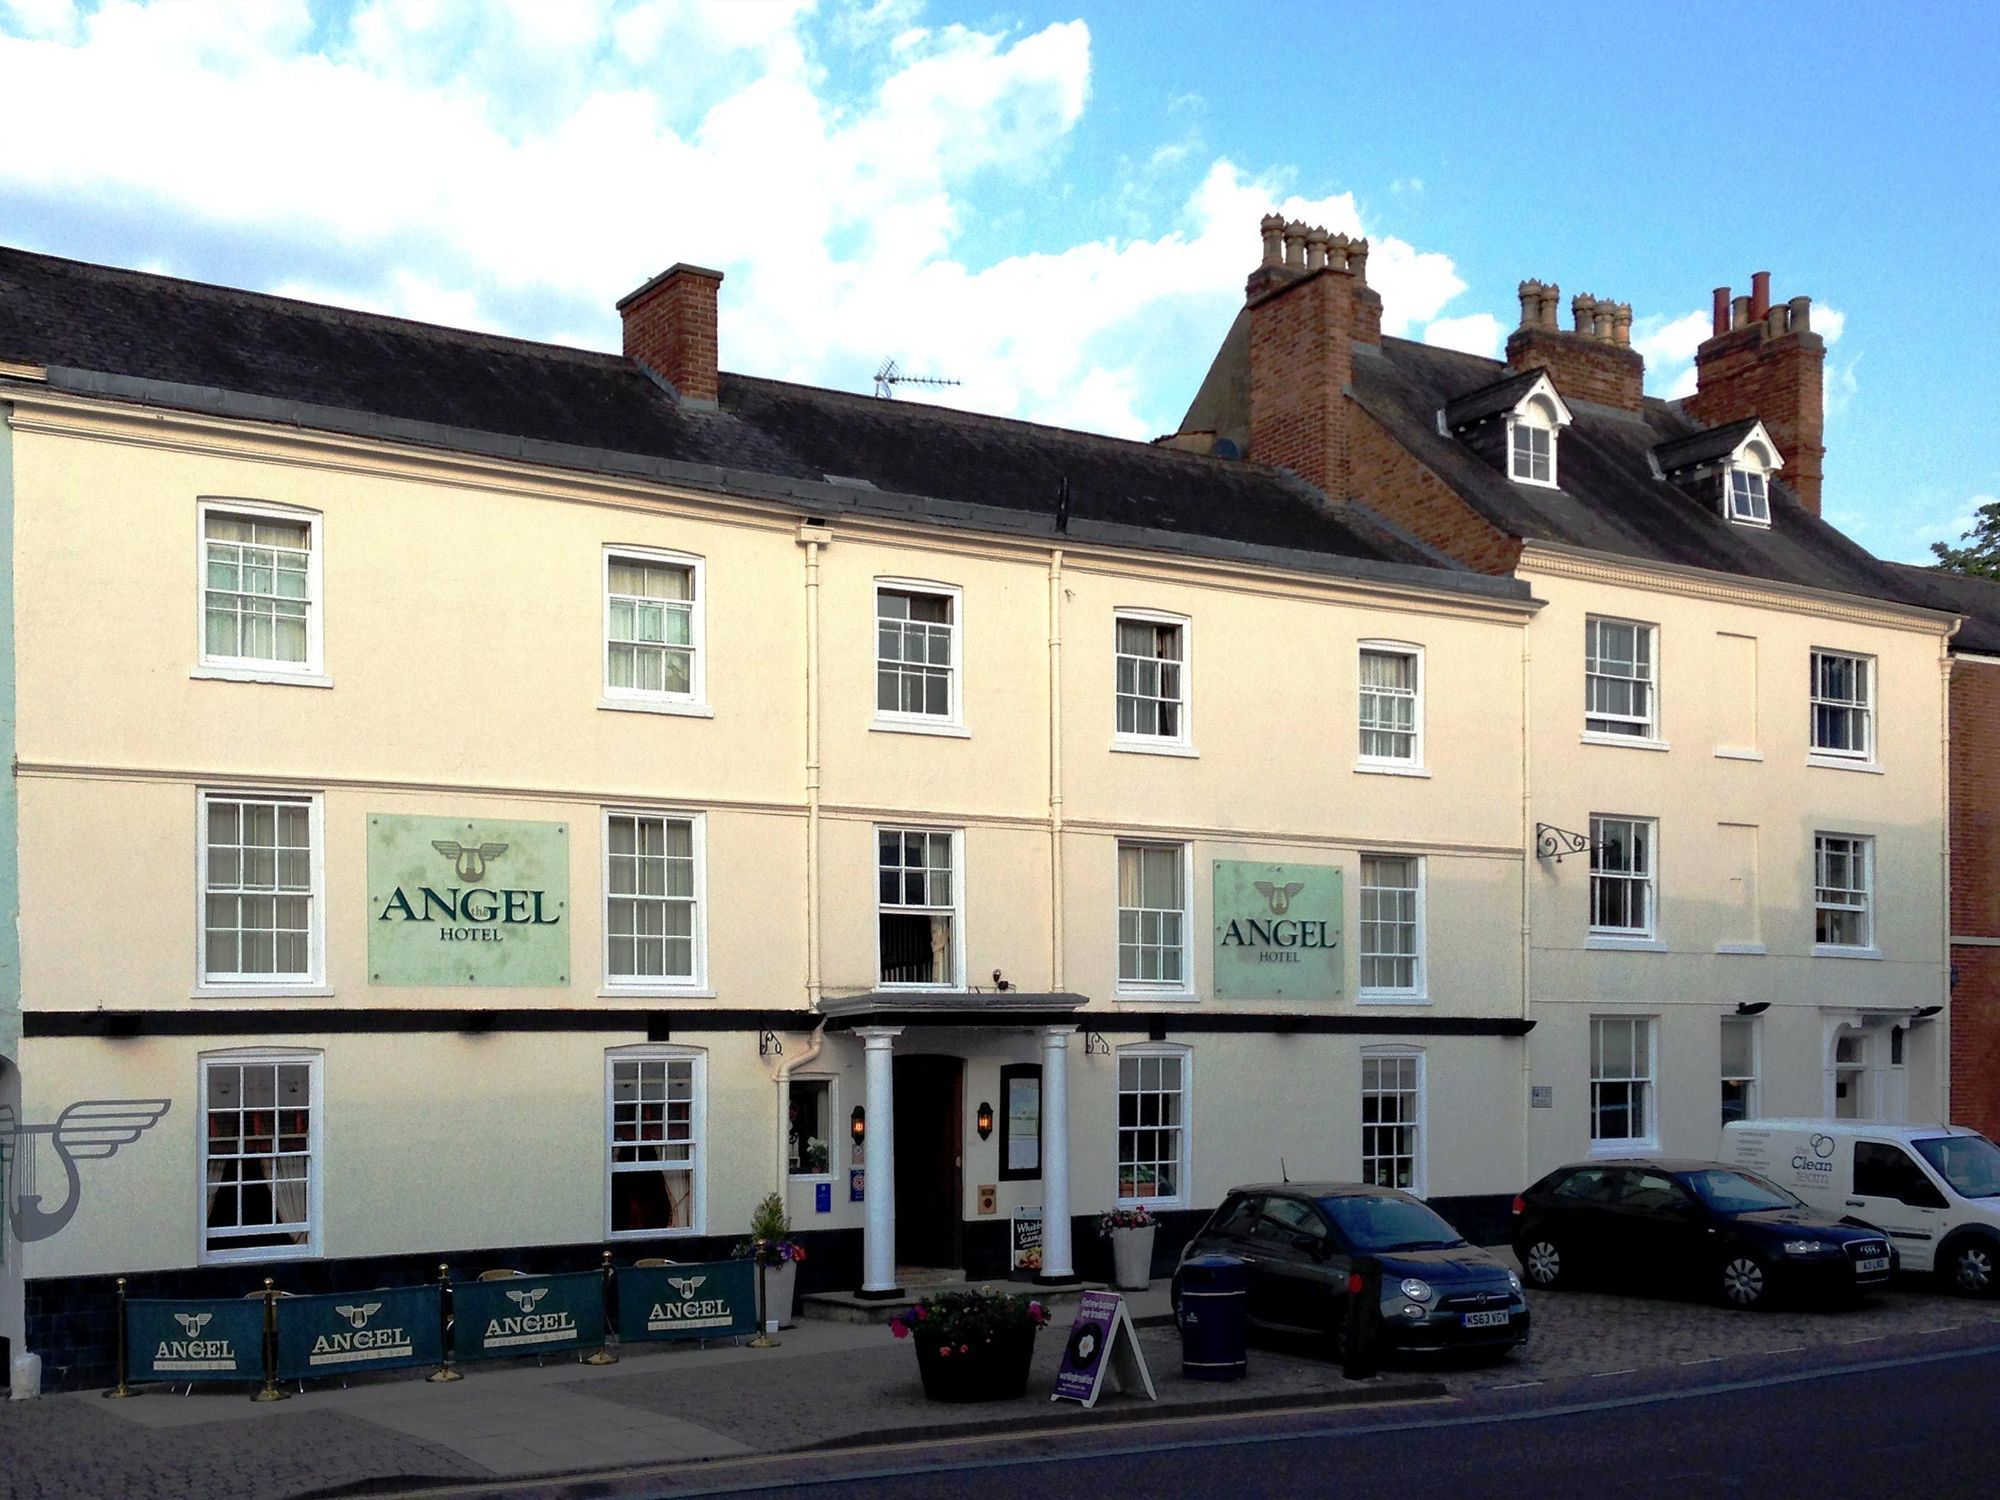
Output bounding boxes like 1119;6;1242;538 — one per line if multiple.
5;1275;1998;1500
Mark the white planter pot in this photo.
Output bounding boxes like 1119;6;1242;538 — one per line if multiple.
1110;1225;1156;1290
760;1258;799;1330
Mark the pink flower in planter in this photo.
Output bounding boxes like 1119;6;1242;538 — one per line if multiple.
915;1305;928;1320
958;1343;970;1354
1028;1301;1047;1324
890;1319;908;1339
939;1345;951;1357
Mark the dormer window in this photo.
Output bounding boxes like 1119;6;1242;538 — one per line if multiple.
1724;436;1777;528
1655;419;1783;530
1507;394;1564;487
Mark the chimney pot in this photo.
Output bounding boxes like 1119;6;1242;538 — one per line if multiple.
1259;213;1286;267
1348;237;1369;284
1541;282;1559;328
1749;271;1772;321
1612;303;1633;348
1572;293;1597;336
1517;281;1539;331
1731;294;1753;331
1787;295;1812;334
1712;286;1731;337
1283;221;1309;269
1593;298;1618;342
1304;229;1328;272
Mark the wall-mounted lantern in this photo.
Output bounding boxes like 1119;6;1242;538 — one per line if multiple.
975;1101;995;1140
850;1106;866;1146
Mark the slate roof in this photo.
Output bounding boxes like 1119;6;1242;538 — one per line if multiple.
1651;416;1761;475
1440;366;1547;430
0;244;1516;597
1346;337;1926;605
1884;563;2000;656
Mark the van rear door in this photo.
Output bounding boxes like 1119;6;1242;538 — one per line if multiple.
1849;1140;1950;1271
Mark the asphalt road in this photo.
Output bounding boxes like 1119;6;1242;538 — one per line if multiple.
544;1329;2000;1500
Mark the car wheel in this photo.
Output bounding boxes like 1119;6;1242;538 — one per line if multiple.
1945;1239;1998;1298
1719;1253;1769;1309
1520;1237;1566;1290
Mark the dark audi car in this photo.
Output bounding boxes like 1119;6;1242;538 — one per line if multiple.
1512;1160;1894;1309
1172;1183;1529;1356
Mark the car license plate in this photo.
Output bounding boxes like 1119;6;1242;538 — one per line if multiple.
1857;1256;1889;1274
1462;1309;1509;1328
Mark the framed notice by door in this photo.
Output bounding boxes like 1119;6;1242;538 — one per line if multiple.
998;1064;1041;1182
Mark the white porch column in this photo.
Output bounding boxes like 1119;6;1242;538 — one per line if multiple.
857;1026;903;1297
1038;1026;1075;1283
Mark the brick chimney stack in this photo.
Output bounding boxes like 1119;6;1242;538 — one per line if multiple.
1244;213;1383;498
1503;280;1643;410
618;263;723;405
1684;271;1826;516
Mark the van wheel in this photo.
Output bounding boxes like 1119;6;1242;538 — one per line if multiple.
1720;1254;1769;1309
1945;1238;1998;1297
1521;1238;1566;1289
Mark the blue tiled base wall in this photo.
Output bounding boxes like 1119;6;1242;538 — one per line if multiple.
29;1228;863;1393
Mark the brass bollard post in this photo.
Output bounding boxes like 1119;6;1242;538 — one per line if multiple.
251;1278;289;1402
584;1249;618;1365
748;1250;779;1349
427;1262;463;1382
102;1277;136;1399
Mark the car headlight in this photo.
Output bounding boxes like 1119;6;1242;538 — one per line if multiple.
1782;1239;1837;1256
1399;1277;1433;1301
1507;1271;1523;1294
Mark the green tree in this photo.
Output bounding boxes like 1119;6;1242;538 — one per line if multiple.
1932;500;2000;578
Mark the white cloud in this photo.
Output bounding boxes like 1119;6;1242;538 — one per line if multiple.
1816;305;1846;344
1633;309;1709;368
0;2;1490;442
1390;176;1424;195
1422;313;1503;359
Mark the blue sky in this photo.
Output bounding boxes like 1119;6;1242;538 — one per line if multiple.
0;0;1992;562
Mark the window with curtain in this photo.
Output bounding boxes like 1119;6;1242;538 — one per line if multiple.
1720;1016;1758;1125
606;555;698;699
203;510;315;668
1589;815;1656;937
202;793;317;984
1117;842;1186;988
605;812;700;984
878;827;959;986
1357;647;1421;763
1361;1053;1423;1192
1359;855;1423;995
609;1053;701;1234
1584;617;1657;737
1114;616;1186;741
201;1057;316;1259
1117;1049;1187;1204
1810;650;1873;759
1590;1016;1655;1147
1814;833;1873;948
876;587;956;720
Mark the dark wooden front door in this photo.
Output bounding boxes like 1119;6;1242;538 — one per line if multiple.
893;1054;964;1268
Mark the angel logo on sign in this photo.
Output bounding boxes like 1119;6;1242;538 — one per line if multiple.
0;1098;171;1242
156;1310;235;1372
310;1300;413;1367
377;834;560;944
648;1273;733;1332
484;1284;576;1349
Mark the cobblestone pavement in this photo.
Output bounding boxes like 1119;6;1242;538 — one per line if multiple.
5;1275;1998;1500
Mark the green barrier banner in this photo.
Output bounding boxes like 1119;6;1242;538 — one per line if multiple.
451;1272;604;1360
615;1259;756;1343
276;1285;441;1381
126;1298;266;1383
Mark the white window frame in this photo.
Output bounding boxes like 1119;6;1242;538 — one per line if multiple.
1726;466;1771;527
604;1045;707;1240
197;1048;323;1265
1588;814;1658;943
1589;1015;1658;1154
1583;616;1660;742
873;578;965;735
1809;649;1875;765
1359;1046;1427;1196
193;499;328;686
1112;608;1194;756
874;825;967;990
1813;832;1877;955
196;789;326;993
1115;1043;1191;1209
1114;839;1193;998
786;1074;839;1183
1505;388;1567;489
1720;1015;1760;1126
600;545;710;717
601;808;709;994
1355;640;1426;773
1357;854;1428;1002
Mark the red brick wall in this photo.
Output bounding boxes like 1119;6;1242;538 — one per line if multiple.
1685;322;1825;516
1950;657;2000;1135
1504;327;1644;412
1349;407;1524;575
1246;269;1356;498
619;266;721;403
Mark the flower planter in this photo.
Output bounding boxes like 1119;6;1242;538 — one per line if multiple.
913;1326;1038;1402
760;1259;798;1330
1110;1224;1156;1290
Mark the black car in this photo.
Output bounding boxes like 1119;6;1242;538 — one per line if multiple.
1171;1183;1529;1357
1511;1159;1894;1309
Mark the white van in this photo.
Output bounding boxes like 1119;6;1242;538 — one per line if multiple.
1720;1120;2000;1295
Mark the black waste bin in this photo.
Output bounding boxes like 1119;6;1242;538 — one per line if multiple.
1175;1254;1248;1381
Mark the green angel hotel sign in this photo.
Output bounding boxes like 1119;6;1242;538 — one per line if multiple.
1211;859;1343;1000
368;814;569;985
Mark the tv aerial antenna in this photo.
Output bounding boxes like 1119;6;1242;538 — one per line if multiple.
874;358;961;399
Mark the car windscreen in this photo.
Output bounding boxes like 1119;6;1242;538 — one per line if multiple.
1913;1135;2000;1199
1318;1194;1464;1252
1686;1169;1803;1214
